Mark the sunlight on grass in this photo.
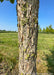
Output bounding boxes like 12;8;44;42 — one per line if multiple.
0;33;54;73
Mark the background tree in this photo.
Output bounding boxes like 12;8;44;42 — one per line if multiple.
0;0;39;75
49;25;53;33
38;25;42;32
42;28;46;33
39;28;42;32
46;27;49;33
38;25;54;33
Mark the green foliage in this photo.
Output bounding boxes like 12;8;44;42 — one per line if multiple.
39;25;54;33
0;0;4;2
45;25;54;33
39;28;42;32
38;25;42;32
42;28;46;32
49;25;53;33
0;0;15;3
0;30;16;33
10;0;15;4
46;27;49;33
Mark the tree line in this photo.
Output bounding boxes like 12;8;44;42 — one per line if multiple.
0;30;17;33
38;25;54;33
0;25;54;33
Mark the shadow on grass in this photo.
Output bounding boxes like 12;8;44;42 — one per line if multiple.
46;46;54;73
0;53;4;62
0;53;17;68
0;41;4;44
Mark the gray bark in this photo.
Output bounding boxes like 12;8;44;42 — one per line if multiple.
16;0;39;75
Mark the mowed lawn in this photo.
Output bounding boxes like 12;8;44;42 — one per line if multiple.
0;33;54;73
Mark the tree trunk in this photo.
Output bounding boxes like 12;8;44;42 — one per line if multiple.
17;0;39;75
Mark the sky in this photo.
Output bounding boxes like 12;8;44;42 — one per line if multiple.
0;0;54;31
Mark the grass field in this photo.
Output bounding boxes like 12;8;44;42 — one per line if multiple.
0;33;54;74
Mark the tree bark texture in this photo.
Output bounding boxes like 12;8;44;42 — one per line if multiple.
16;0;39;75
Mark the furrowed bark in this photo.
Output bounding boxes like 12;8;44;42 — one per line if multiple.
16;0;39;75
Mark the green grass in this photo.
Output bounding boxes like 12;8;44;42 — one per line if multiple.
0;33;54;73
0;33;19;70
37;33;54;73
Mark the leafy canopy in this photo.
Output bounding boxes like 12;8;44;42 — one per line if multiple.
0;0;15;4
